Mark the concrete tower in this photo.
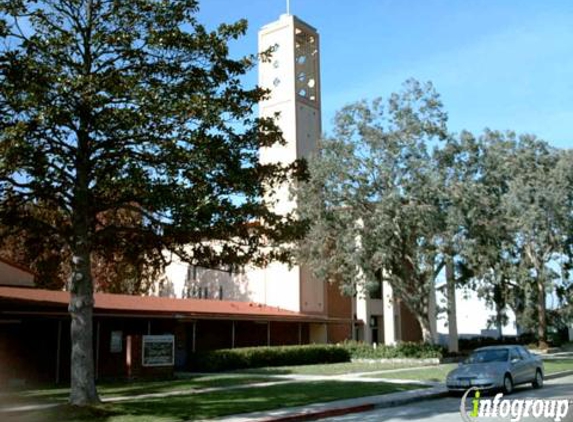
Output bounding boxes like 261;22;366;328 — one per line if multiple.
259;14;322;215
257;14;325;321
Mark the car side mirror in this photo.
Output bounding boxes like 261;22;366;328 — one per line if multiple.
511;358;520;364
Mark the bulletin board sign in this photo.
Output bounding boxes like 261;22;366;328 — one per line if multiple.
142;335;175;367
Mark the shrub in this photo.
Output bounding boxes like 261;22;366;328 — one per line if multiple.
190;344;351;372
340;340;445;359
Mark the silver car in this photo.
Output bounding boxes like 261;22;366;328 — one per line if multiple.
446;345;544;394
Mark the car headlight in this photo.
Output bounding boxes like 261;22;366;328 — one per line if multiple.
477;371;497;379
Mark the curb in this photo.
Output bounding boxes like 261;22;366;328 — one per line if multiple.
213;388;449;422
545;369;573;380
257;404;376;422
242;371;573;422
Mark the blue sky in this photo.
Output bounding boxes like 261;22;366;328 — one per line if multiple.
197;0;572;149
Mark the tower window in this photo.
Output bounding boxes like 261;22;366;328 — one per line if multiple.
295;27;318;101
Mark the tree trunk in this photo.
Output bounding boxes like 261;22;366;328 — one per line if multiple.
418;316;434;344
445;256;459;353
537;278;548;349
495;299;503;340
427;281;438;344
69;241;99;405
69;69;99;404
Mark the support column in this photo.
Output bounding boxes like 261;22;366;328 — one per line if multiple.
267;322;271;346
192;322;196;352
95;321;100;380
356;289;371;344
383;281;396;345
568;324;573;342
231;321;235;348
55;320;62;384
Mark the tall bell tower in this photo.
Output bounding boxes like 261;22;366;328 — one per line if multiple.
259;14;322;215
257;14;325;318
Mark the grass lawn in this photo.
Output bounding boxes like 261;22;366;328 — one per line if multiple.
363;364;457;382
3;381;424;422
237;360;433;376
1;374;273;408
543;358;573;374
362;359;573;382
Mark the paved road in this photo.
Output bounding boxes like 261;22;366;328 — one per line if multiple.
320;375;573;422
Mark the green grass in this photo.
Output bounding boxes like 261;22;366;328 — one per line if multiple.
2;381;424;422
362;359;573;382
236;360;433;376
363;364;457;382
543;358;573;374
1;374;272;408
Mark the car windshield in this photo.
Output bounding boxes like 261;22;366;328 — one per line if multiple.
467;349;509;364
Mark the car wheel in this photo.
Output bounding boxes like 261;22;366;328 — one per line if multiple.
532;370;543;389
503;374;514;394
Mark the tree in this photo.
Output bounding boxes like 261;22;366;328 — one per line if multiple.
448;130;520;340
0;0;300;405
505;139;573;347
457;131;573;347
296;79;448;343
432;131;486;351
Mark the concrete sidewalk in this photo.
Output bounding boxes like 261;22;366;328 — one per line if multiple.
201;385;449;422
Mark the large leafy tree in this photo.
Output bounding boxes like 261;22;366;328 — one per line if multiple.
432;131;488;351
459;132;573;347
505;138;573;347
297;79;448;343
0;0;299;405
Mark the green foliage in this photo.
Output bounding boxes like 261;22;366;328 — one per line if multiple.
296;79;449;342
340;340;445;359
297;78;573;349
190;345;351;372
0;0;302;278
0;0;303;404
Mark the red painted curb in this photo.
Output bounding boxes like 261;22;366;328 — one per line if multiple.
259;404;376;422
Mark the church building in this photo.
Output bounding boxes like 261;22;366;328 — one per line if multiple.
158;13;423;346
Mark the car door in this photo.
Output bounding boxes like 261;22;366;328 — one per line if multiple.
517;346;537;381
509;347;528;384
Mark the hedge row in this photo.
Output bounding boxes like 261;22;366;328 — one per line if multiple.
341;340;445;359
190;344;351;372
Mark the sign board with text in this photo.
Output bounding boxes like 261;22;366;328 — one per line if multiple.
142;335;175;367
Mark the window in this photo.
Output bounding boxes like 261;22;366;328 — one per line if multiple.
294;27;318;102
369;270;383;300
219;286;224;301
510;348;522;362
517;346;530;360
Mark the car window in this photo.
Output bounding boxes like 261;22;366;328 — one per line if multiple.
517;347;530;359
468;349;509;363
510;349;522;361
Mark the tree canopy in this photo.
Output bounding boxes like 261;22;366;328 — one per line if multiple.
0;0;301;405
297;78;573;347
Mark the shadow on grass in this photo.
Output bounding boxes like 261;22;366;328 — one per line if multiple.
2;380;424;422
4;374;271;405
